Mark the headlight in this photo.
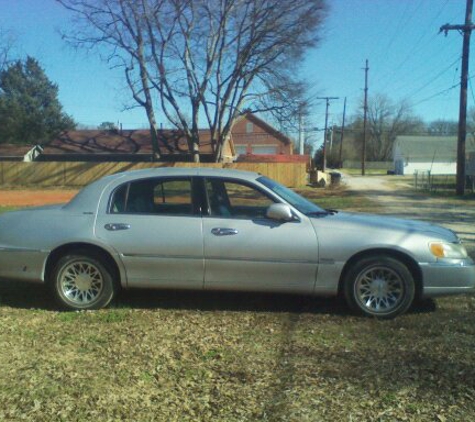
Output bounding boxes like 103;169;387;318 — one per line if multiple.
429;241;468;259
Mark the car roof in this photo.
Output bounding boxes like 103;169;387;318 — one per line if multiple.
113;166;261;181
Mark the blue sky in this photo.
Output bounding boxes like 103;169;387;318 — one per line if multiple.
0;0;471;135
305;0;468;130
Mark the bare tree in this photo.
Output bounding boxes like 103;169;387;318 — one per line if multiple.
57;0;326;162
262;78;311;136
466;106;475;136
353;94;423;161
0;28;16;71
427;119;458;135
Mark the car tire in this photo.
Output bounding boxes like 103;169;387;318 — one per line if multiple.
50;252;117;310
343;255;415;319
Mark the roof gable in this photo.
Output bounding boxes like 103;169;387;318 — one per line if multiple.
233;112;293;146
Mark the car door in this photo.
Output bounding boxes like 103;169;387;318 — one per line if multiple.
202;177;318;293
95;176;204;289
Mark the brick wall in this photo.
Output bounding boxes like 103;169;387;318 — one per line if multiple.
231;115;293;155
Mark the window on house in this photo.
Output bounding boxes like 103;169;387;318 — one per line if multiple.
235;145;247;155
251;145;277;155
246;122;253;133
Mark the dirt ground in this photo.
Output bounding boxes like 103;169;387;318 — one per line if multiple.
342;173;475;256
0;189;78;207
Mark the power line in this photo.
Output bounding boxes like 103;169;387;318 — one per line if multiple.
412;82;461;106
404;56;462;100
370;0;455;96
373;0;451;89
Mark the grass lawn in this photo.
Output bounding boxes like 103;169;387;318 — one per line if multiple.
0;187;474;421
295;184;382;212
1;286;474;422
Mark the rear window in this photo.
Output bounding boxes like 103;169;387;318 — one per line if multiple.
110;178;194;216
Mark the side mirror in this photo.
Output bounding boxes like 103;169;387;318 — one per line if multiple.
266;203;295;222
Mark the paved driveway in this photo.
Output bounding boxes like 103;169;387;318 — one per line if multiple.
342;174;475;258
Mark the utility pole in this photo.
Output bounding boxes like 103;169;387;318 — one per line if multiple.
339;97;347;168
317;96;339;171
362;59;369;176
298;105;304;155
440;0;475;195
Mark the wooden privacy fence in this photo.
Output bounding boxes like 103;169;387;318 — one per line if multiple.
0;161;309;188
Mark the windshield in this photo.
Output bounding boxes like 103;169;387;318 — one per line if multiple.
258;176;326;215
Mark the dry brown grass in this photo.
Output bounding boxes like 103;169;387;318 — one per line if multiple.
0;285;474;421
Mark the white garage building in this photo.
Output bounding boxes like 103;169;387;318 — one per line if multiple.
393;135;475;175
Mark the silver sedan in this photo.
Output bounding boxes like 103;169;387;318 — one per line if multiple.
0;167;473;318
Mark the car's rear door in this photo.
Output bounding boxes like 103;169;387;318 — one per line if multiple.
95;176;204;289
202;177;318;293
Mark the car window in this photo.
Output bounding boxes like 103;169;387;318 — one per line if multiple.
257;176;325;215
111;178;193;215
206;179;274;219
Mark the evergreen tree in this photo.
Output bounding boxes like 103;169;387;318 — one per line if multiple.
0;56;75;144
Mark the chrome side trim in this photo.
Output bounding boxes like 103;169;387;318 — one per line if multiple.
206;256;318;265
121;253;317;265
122;253;203;260
0;247;43;253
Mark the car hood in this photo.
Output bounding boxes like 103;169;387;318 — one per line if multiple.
310;211;458;242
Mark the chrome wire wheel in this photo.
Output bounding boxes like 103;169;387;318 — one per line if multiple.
51;252;117;310
59;260;104;306
354;266;404;315
344;256;415;319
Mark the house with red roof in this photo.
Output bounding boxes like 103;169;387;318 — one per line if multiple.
0;112;307;164
35;128;226;162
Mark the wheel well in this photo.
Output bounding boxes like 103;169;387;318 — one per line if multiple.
45;243;121;287
338;249;423;299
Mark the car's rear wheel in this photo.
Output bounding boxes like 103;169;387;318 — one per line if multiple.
344;256;415;319
50;253;116;310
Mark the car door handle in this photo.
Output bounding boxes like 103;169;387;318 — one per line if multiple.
211;227;238;236
104;223;131;231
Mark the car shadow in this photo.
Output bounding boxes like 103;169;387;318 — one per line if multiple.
115;288;353;315
0;280;437;317
116;289;437;316
0;280;55;310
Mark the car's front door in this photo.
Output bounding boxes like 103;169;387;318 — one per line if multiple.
202;178;318;293
95;177;204;289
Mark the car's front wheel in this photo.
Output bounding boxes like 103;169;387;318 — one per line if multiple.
50;253;116;310
343;256;415;319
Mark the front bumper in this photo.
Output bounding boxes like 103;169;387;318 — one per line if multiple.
421;259;475;296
